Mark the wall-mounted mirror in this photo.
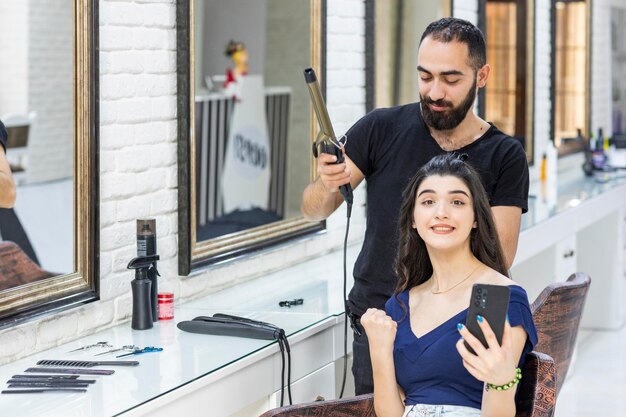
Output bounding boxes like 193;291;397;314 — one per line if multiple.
177;0;325;273
551;0;589;156
370;0;452;111
0;0;98;325
479;0;535;164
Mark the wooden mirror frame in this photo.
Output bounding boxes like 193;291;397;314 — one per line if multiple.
177;0;325;274
0;0;99;326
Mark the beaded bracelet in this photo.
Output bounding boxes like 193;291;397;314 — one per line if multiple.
486;368;522;391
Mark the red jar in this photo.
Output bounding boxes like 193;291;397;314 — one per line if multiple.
158;293;174;320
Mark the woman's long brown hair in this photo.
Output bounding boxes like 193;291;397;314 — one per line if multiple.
394;154;509;310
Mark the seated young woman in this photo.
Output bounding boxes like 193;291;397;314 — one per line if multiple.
360;154;537;417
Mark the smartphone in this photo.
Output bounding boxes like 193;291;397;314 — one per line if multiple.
464;284;510;355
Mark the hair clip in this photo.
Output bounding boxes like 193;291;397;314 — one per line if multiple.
116;346;163;358
67;342;112;353
278;298;304;308
94;345;138;357
454;152;469;162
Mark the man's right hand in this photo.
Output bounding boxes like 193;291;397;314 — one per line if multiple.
301;151;364;221
316;152;352;193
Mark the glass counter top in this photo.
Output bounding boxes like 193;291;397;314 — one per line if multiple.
0;246;359;417
522;169;626;231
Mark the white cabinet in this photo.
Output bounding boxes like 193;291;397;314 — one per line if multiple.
555;234;577;282
269;363;336;408
512;188;626;330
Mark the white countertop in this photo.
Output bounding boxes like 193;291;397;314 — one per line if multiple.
0;245;358;417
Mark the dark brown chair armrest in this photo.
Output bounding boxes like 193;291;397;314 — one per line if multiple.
516;351;557;417
259;393;375;417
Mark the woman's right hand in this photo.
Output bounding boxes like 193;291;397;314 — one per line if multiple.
360;308;397;354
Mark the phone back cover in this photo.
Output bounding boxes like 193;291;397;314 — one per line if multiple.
465;284;511;353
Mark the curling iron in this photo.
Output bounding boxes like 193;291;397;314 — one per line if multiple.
304;68;354;398
303;68;353;211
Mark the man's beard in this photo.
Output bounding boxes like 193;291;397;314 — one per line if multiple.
420;79;477;131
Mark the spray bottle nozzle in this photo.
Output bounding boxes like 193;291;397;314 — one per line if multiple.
127;254;160;271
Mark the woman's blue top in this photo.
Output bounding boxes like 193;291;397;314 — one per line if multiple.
385;285;537;409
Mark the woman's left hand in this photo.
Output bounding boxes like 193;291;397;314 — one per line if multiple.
455;316;518;386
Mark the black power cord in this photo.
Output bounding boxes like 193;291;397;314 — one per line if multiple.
209;313;292;406
338;200;352;399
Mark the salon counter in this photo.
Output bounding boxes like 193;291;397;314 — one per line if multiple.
0;245;358;417
0;168;625;416
512;169;626;329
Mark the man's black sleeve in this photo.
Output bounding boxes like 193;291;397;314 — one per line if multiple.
490;140;530;213
0;120;7;153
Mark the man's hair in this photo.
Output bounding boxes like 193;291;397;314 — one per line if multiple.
420;17;486;71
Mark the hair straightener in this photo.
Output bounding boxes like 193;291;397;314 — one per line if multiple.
177;314;292;406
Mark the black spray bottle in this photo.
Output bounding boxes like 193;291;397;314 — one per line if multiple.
127;254;160;330
137;219;159;322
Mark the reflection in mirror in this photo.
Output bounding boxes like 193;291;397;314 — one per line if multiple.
552;0;589;155
613;8;626;137
374;0;451;108
0;1;73;277
0;0;97;323
483;0;535;163
178;0;323;272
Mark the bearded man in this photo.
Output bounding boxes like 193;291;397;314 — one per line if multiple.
301;17;529;395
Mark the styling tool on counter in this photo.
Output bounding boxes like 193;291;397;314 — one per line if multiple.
67;341;112;353
127;254;160;330
7;378;95;385
116;346;163;358
36;360;139;367
178;314;292;407
94;345;138;357
178;316;281;340
11;374;81;380
2;388;88;394
25;368;115;375
278;298;303;308
137;219;159;322
8;381;92;388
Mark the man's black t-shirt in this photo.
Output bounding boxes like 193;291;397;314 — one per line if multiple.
343;102;529;316
0;120;7;152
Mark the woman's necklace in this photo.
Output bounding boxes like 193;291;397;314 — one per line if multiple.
430;263;482;294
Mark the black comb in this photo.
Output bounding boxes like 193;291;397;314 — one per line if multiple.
25;367;115;375
36;360;139;367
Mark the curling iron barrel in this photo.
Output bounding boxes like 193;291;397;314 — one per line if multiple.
303;67;353;209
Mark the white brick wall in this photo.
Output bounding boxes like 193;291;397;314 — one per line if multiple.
453;0;479;25
591;0;621;137
0;0;368;364
532;0;553;180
